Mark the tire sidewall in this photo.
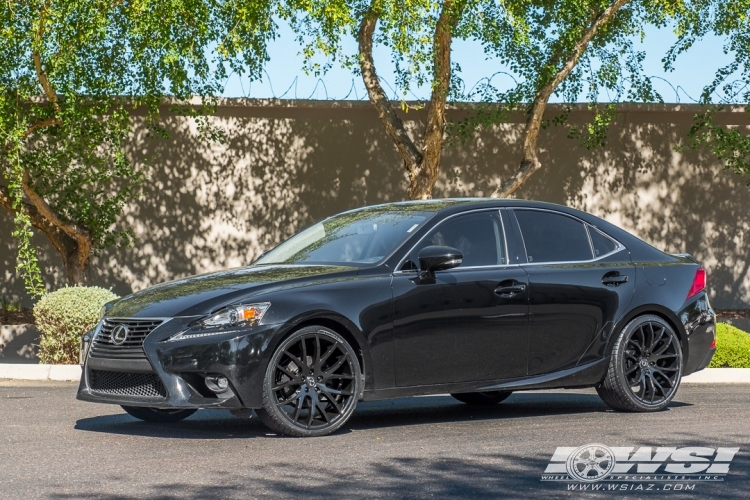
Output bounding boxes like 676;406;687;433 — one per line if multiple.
613;314;683;411
261;326;362;437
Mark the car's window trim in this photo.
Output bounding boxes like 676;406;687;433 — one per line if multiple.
511;207;626;266
393;208;511;274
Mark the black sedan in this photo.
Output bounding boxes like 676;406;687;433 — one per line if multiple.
77;199;716;436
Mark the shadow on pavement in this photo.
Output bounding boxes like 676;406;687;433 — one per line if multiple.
73;392;692;440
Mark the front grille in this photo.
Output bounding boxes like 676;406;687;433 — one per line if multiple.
90;319;163;359
90;370;167;398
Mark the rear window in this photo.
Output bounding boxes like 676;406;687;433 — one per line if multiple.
514;210;593;263
588;227;618;257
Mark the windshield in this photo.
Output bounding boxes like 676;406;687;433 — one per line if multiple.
255;208;430;265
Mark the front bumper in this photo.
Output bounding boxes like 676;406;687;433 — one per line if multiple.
77;317;284;409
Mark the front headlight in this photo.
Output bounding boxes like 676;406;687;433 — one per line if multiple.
168;303;271;341
200;303;271;328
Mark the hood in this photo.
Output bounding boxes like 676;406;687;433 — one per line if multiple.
105;265;358;318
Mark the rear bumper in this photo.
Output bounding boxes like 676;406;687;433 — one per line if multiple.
77;318;284;409
681;295;716;376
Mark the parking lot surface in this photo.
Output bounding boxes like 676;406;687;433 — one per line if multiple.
0;381;747;499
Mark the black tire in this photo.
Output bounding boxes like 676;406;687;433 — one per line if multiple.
451;391;512;405
121;406;197;423
256;326;362;437
597;314;683;412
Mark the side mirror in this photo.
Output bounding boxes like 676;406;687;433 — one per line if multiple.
418;245;462;280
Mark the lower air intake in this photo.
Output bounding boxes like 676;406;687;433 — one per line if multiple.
90;370;167;399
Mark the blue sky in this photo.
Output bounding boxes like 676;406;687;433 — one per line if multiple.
222;21;737;103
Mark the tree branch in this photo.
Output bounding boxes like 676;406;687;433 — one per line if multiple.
20;171;90;245
0;182;71;259
415;0;462;199
492;0;630;198
33;0;61;115
358;4;423;177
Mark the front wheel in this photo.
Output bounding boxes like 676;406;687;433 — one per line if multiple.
451;391;512;405
597;315;683;412
121;406;197;423
256;326;362;437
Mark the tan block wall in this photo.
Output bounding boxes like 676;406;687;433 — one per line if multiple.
1;101;748;309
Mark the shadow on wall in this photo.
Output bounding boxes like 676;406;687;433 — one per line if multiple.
0;102;748;309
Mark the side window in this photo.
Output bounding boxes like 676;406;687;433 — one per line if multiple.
514;210;593;263
404;211;506;269
588;226;618;257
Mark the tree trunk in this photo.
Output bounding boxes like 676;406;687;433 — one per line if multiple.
492;0;630;198
358;1;460;200
1;177;93;287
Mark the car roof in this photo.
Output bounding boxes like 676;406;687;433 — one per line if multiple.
355;197;580;214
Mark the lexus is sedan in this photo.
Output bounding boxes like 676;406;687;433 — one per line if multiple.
77;199;716;436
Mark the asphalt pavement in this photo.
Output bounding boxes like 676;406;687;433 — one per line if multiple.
0;381;748;499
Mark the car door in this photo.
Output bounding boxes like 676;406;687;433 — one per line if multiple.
510;209;635;377
392;209;529;386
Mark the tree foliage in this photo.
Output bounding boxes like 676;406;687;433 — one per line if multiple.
670;0;750;184
0;0;275;295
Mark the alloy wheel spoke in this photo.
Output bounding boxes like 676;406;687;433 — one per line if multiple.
624;351;639;362
277;391;301;406
291;394;305;421
654;337;674;356
276;364;300;380
647;376;656;403
314;334;321;368
306;397;316;428
321;385;353;397
325;374;355;380
650;325;666;352
650;374;667;396
272;379;299;391
319;389;343;414
652;368;676;385
283;350;304;369
323;355;348;378
319;343;338;366
315;399;331;424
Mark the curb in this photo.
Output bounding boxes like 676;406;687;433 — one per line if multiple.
0;364;81;381
0;364;749;383
681;368;750;384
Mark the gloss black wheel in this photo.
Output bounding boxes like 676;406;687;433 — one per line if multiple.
450;391;512;405
121;406;197;423
597;315;683;412
256;326;362;437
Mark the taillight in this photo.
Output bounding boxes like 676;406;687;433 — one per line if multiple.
710;338;716;349
687;267;707;299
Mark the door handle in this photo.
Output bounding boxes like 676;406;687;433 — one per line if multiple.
602;273;629;286
495;282;527;297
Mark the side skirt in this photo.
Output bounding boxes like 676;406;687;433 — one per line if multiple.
361;358;609;402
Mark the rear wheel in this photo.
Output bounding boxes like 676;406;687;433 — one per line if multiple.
256;326;362;437
121;406;196;423
597;315;683;412
451;391;512;405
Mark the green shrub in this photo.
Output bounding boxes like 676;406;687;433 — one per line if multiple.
708;323;750;368
34;286;119;364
